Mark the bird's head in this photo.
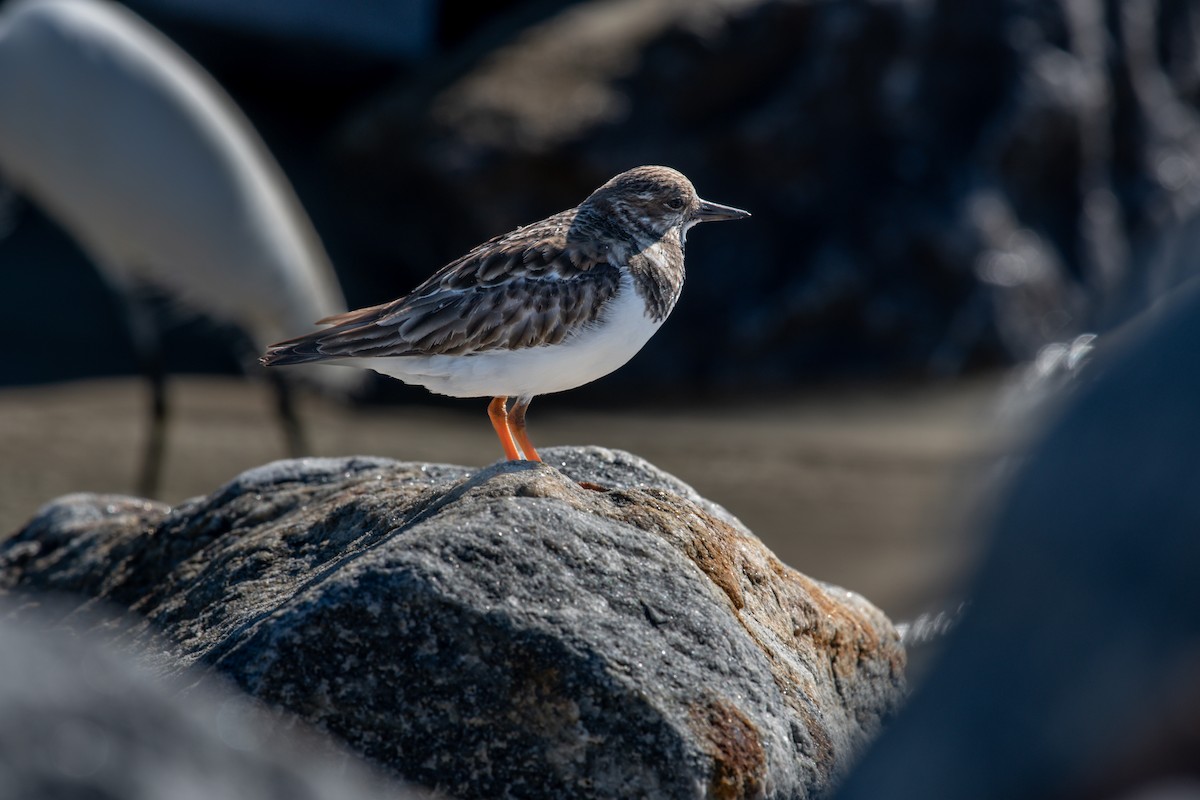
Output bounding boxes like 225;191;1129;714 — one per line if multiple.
584;165;749;242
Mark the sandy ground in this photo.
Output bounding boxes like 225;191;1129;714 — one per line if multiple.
0;375;1015;621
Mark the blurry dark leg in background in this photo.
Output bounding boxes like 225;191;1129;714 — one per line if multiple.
122;294;311;497
232;326;310;461
267;369;307;459
118;290;167;499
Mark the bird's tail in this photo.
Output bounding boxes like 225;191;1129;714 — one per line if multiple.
260;332;333;367
261;300;396;368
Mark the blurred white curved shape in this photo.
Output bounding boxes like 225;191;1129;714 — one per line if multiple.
0;0;346;350
0;0;355;494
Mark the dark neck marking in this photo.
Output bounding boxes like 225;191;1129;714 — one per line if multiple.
569;200;687;323
625;231;685;323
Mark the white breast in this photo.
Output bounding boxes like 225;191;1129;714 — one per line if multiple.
345;273;664;398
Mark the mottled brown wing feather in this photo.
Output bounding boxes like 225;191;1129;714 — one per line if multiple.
315;302;391;327
262;211;622;364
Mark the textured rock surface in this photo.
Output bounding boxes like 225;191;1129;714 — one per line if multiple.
3;447;905;799
336;0;1200;385
0;603;410;800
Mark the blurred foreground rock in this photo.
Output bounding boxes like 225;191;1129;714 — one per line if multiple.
832;283;1200;798
0;604;406;800
338;0;1200;385
2;447;905;799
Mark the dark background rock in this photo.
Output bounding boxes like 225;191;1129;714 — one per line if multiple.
0;601;415;800
5;0;1200;391
335;0;1200;386
2;447;906;799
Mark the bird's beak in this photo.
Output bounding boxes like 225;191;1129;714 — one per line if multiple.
693;199;751;223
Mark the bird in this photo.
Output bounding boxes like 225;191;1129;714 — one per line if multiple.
0;0;350;496
261;166;749;462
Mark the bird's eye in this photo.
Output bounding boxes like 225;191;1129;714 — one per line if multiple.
664;197;684;211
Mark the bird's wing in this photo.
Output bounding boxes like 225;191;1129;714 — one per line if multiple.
262;216;623;364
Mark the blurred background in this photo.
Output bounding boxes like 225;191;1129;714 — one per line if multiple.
3;0;1198;621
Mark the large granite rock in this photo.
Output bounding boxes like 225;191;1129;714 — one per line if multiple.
335;0;1200;386
2;447;905;799
0;603;410;800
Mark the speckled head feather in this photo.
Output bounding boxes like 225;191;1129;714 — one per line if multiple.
261;166;749;365
581;165;701;241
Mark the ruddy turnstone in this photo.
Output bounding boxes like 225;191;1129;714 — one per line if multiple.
261;165;749;461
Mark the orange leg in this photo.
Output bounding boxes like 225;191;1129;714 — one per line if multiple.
509;397;541;462
487;396;522;461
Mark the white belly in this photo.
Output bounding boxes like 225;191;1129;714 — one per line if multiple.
345;274;664;398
